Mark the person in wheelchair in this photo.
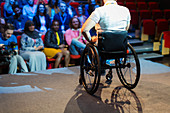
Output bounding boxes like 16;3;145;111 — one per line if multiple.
81;0;131;81
81;0;130;43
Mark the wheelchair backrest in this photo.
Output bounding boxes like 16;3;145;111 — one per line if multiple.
98;31;128;52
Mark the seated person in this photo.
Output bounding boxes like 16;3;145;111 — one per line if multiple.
3;0;15;21
48;0;60;20
20;20;46;72
81;0;130;76
8;5;29;36
65;17;87;55
33;3;51;35
22;0;37;21
64;0;77;18
74;5;87;27
43;20;70;68
0;18;6;33
0;23;28;74
81;0;130;45
53;1;71;34
18;0;28;11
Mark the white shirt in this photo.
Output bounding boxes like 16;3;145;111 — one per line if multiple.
88;1;131;31
39;15;47;33
23;5;37;21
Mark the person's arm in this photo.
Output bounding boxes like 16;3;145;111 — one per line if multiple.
22;6;27;16
126;8;131;31
81;18;96;43
126;22;130;31
21;34;36;51
64;30;73;46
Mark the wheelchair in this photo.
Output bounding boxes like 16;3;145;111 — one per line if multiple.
79;31;140;95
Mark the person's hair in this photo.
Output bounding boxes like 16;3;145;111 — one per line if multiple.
36;3;47;16
77;4;83;9
58;1;66;7
51;20;60;27
48;0;59;8
69;17;81;29
24;20;34;32
12;4;20;11
4;23;14;31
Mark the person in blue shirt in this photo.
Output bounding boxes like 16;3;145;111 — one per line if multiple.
53;1;71;34
8;5;29;36
0;23;28;74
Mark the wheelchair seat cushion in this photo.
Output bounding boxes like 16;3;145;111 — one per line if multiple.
98;31;128;52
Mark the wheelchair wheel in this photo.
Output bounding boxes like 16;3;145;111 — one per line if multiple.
116;44;140;89
80;44;101;95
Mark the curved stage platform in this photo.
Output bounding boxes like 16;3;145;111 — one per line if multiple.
0;59;170;113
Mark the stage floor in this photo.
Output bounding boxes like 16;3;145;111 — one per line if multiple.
0;59;170;113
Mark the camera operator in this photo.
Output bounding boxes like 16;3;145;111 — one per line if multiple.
0;23;28;74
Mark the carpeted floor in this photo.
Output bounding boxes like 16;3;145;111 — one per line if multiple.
0;59;170;113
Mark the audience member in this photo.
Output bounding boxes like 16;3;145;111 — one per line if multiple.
8;5;29;36
22;0;37;21
84;0;97;18
20;20;46;72
44;20;70;68
0;18;6;33
34;0;48;4
48;0;61;20
64;0;77;18
53;1;71;34
33;3;51;35
75;5;87;27
84;0;99;37
65;17;86;55
18;0;28;10
3;0;16;21
0;23;28;74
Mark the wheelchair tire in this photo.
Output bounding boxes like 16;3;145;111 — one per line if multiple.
116;44;140;89
80;44;101;95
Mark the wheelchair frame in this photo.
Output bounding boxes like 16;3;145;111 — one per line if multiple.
79;32;141;95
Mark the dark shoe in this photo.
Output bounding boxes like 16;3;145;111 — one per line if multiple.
105;79;112;84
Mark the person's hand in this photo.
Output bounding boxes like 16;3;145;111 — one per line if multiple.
0;44;4;47
59;44;65;49
15;29;23;33
91;36;98;42
35;46;43;50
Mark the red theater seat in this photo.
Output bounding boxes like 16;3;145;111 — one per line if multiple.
117;0;125;3
137;2;148;10
141;19;155;41
1;2;5;18
125;0;136;2
136;0;145;2
143;19;155;35
148;2;159;10
164;9;170;20
130;10;139;26
163;31;170;48
17;35;21;49
139;10;152;23
156;19;169;34
151;9;163;20
117;2;124;6
126;2;137;10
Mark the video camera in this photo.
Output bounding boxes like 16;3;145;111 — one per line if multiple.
0;42;17;66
